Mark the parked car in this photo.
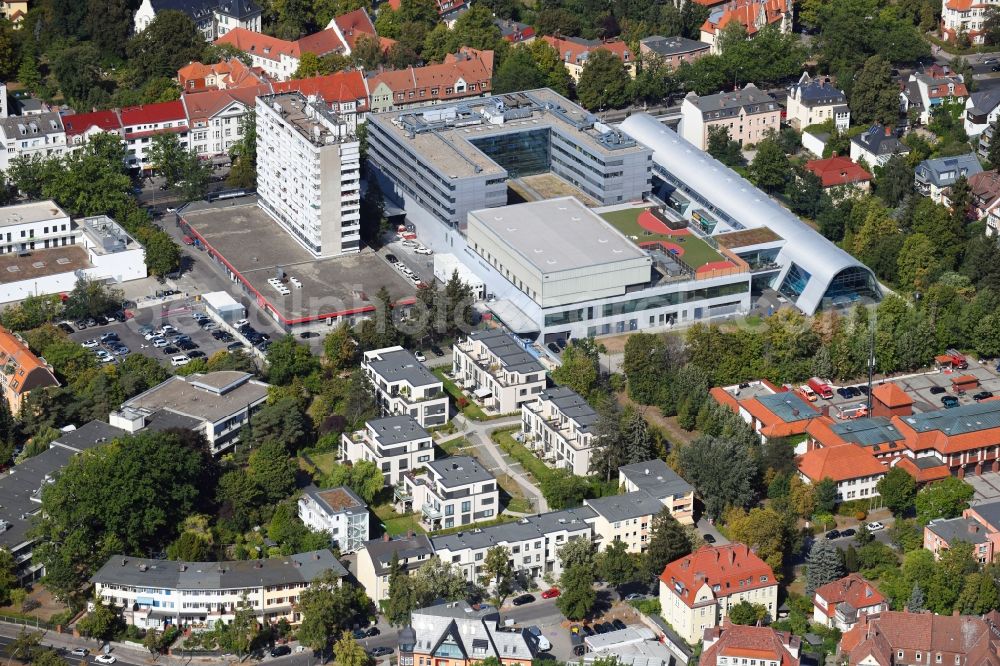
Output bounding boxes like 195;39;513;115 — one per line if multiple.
415;246;432;255
856;385;870;395
415;351;427;362
612;620;627;632
942;395;960;408
100;332;119;342
300;331;319;339
512;594;535;606
702;533;716;544
57;322;75;334
352;629;368;640
365;627;380;637
227;342;245;352
624;593;645;601
541;587;560;599
974;391;994;402
270;646;291;658
368;647;393;658
839;528;856;538
171;355;190;367
71;649;89;657
162;346;180;355
187;350;206;359
385;254;398;263
580;625;595;637
430;345;444;357
836;387;850;399
113;346;130;356
235;319;249;328
212;330;233;341
929;386;947;395
178;340;198;351
547;342;561;355
867;521;885;531
82;339;100;348
825;529;842;540
95;655;117;664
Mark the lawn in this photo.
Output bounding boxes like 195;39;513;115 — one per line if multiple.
600;208;726;270
432;367;489;420
307;451;338;477
372;501;425;537
491;427;555;485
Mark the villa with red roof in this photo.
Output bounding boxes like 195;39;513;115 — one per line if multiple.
942;0;997;45
177;58;268;93
216;27;342;81
812;574;887;632
699;0;792;53
842;611;1000;665
701;621;801;666
804;156;872;197
541;35;635;82
63;110;124;150
659;543;779;644
120;100;189;170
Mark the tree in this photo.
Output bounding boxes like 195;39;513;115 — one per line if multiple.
333;632;372;666
915;477;974;524
64;277;123;321
558;537;596;572
597;540;637;591
482;546;514;605
412;557;468;606
576;49;630;111
228;111;257;189
907;581;925;611
246;395;311;451
851;55;901;127
384;553;418;627
787;166;824;219
217;599;260;658
727;507;795;576
678;437;757;520
621;409;654;464
76;600;121;640
876;154;914;207
324;460;383;504
643;507;693;580
324;323;358;370
989;119;1000;168
728;601;768;625
351;34;384;70
248;440;296;504
267;335;320;385
148;133;188;188
8;630;41;664
127;10;205;81
178;152;212;202
551;339;602;399
539;469;590;509
51;43;104;109
493;45;549;94
298;570;371;647
805;539;845;595
557;564;597;620
747;133;790;194
876;467;917;516
32;650;68;666
814;478;839;514
897;233;941;292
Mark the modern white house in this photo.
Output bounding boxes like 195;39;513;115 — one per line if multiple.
362;347;450;428
341;415;435;486
451;330;546;415
397;456;499;531
298;485;370;553
256;92;361;257
91;550;347;630
521;386;598;476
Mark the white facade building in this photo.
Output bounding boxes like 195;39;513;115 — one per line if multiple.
521;386;598;476
398;455;499;531
298;485;370;553
785;73;850;131
0;112;65;172
451;330;546;415
341;415;436;486
133;0;262;41
362;347;450;427
256;92;361;257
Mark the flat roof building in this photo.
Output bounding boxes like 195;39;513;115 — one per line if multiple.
522;385;599;476
298;485;370;554
362;347;449;428
341;415;435;486
452;329;546;415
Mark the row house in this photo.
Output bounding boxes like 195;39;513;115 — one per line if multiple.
699;0;792;54
341;415;435;486
62;110;124;151
367;48;494;113
182;86;261;159
0;112;65;172
362;346;449;428
521;386;599;476
120;100;190;171
679;84;781;150
923;498;1000;563
540;35;636;83
134;0;262;41
215;27;345;81
842;611;1000;665
92;550;347;630
452;329;546;415
356;533;434;601
397;456;499;531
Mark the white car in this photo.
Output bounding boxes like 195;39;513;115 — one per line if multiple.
235;319;249;327
866;521;885;531
401;240;417;248
158;325;177;335
70;648;89;657
151;338;168;348
171;355;190;367
415;351;427;362
95;654;116;664
144;331;160;341
414;247;432;255
82;339;99;348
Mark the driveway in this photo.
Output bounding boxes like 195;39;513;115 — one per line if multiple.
458;415;550;513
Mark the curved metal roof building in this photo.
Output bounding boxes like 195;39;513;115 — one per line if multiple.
620;113;880;315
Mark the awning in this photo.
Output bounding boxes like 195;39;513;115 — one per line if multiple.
474;387;492;399
488;299;539;334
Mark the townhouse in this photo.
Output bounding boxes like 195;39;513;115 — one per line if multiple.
804;156;873;198
914;153;983;204
521;386;598;476
362;346;450;427
400;601;534;666
0;112;66;172
297;485;370;553
356;533;434;601
679;84;781;150
177;58;266;93
397;456;499;531
182;86;260;159
812;573;888;632
619;459;695;525
92;550;347;630
583;492;665;553
134;0;262;41
850;125;910;168
110;371;270;454
923;498;1000;563
62;110;124;151
367;48;493;113
699;0;792;54
452;329;546;415
659;543;780;645
841;611;1000;665
120;100;190;171
907;71;969;125
430;506;597;583
341;415;435;486
541;36;635;83
786;72;850;131
0;326;59;416
638;36;709;70
700;622;801;666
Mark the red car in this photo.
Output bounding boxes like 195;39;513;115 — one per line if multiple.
541;587;561;599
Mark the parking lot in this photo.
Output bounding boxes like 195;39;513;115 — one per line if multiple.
966;472;1000;502
67;299;242;369
381;236;435;288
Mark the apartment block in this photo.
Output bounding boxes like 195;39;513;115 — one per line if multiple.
183;87;260;159
659;543;779;645
786;72;849;131
397;456;499;531
0;112;66;171
399;602;534;666
134;0;262;42
452;330;546;415
92;550;347;630
215;27;345;81
679;84;781;150
256;92;361;257
521;386;598;476
341;415;435;486
842;611;1000;665
120;101;189;171
638;35;709;70
619;459;695;526
583;492;664;553
362;347;449;427
367;49;494;113
923;499;1000;564
298;484;370;553
356;533;434;601
541;35;635;83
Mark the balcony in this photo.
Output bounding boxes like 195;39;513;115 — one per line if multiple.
421;504;443;520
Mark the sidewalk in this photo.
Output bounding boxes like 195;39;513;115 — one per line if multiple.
456;416;550;514
0;621;187;666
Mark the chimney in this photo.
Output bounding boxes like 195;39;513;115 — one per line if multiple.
884;125;892;137
383;533;391;542
969;522;981;534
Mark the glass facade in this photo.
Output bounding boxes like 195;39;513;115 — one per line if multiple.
822;266;882;304
777;262;812;301
469;129;551;178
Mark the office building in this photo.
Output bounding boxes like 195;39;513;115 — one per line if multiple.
92;550;347;630
521;386;599;476
451;330;546;415
398;456;499;531
362;347;449;427
298;485;370;553
341;415;435;486
256;92;361;256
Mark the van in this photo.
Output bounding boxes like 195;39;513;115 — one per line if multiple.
171;355;190;367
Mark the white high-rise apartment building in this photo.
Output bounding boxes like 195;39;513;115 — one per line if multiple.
256;92;361;256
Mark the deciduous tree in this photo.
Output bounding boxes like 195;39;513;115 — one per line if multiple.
915;477;974;524
557;565;596;620
576;49;630;111
876;467;917;516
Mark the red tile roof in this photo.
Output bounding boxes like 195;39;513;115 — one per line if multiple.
120;100;187;127
270;69;369;105
871;382;913;409
0;327;59;399
368;50;493;102
702;0;790;37
215;27;346;64
702;622;801;666
804;156;872;188
541;35;632;66
297;29;347;57
182;87;266;125
177;58;265;92
797;445;886;483
813;574;886;619
62;110;123;136
660;544;776;608
333;8;377;51
893;456;950;483
843;612;1000;666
